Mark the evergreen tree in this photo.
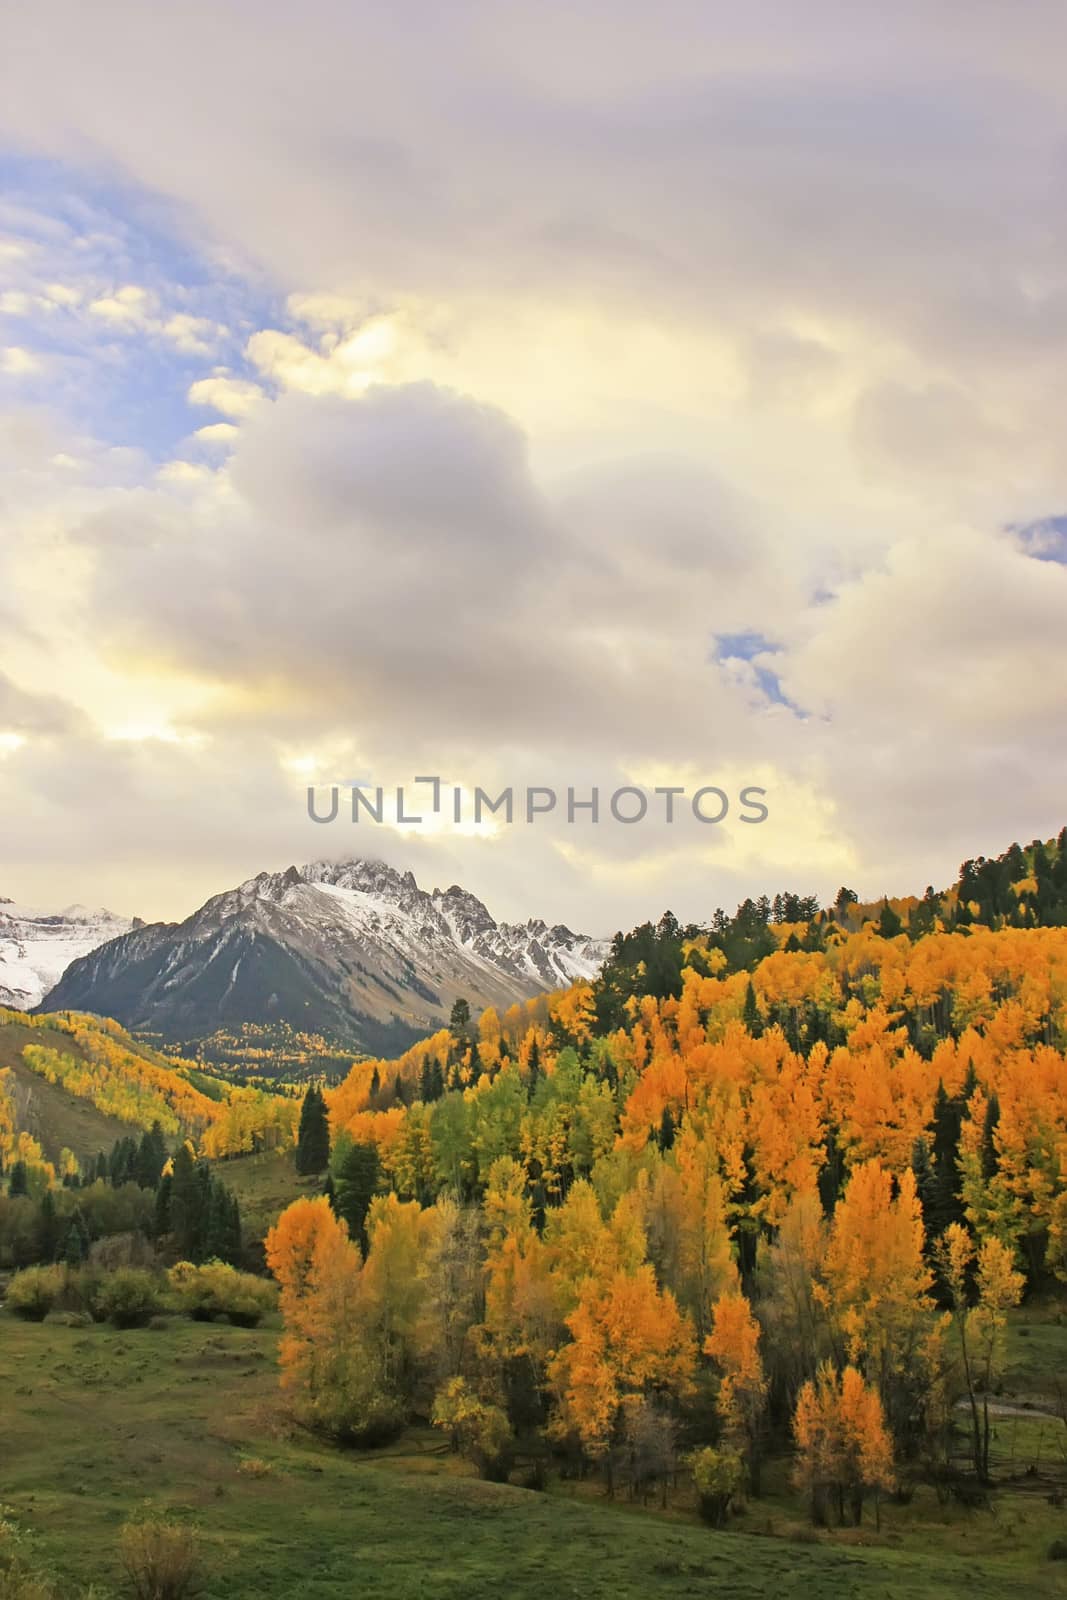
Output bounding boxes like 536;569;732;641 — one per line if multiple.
136;1122;168;1189
981;1093;1001;1182
8;1160;28;1198
878;898;903;938
658;1106;677;1152
742;981;762;1038
202;1178;242;1265
38;1188;60;1260
335;1141;380;1251
910;1136;939;1250
449;996;471;1043
204;1179;230;1261
818;1127;842;1215
153;1171;172;1239
419;1058;445;1104
108;1135;138;1187
62;1208;91;1267
930;1083;967;1234
526;1038;543;1101
833;886;859;926
295;1086;331;1175
169;1144;202;1258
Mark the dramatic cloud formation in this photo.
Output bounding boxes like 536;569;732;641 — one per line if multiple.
1;4;1066;930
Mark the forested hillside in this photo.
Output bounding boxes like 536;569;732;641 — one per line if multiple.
256;839;1067;1541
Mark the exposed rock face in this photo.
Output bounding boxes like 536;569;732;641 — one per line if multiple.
40;859;608;1054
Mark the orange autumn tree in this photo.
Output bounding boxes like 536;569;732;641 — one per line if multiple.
818;1159;934;1438
548;1263;696;1492
265;1196;402;1443
793;1362;894;1526
705;1290;768;1491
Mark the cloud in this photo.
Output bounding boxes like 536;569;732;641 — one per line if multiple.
1;346;43;375
0;670;84;736
2;7;1067;929
89;284;156;327
187;374;265;417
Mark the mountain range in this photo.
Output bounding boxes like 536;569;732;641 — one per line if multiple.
38;859;608;1056
0;899;135;1010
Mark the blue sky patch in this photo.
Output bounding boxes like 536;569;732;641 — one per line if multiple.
1009;515;1067;565
0;151;285;460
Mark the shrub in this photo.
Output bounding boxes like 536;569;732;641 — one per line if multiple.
690;1445;745;1528
431;1377;515;1482
119;1517;200;1600
93;1269;161;1329
166;1261;275;1327
42;1309;92;1329
1049;1538;1067;1562
5;1266;64;1322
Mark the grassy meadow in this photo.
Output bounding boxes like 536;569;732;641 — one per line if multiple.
3;1310;1067;1599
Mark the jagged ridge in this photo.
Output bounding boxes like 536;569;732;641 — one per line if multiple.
39;859;608;1055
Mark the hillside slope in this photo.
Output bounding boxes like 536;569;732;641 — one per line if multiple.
0;1008;296;1173
0;1013;142;1163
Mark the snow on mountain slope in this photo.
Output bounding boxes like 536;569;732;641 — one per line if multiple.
0;898;134;1009
39;860;609;1054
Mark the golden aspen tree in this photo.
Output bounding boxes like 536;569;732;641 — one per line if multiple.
705;1290;768;1490
936;1223;1024;1481
793;1362;893;1526
548;1264;695;1492
819;1160;933;1428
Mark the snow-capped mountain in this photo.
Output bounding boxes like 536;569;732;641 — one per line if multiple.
0;898;135;1010
39;860;608;1055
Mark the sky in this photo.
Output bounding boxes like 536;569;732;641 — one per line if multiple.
1;2;1067;937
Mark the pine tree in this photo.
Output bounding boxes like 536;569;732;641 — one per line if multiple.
154;1172;172;1239
204;1179;231;1261
136;1122;168;1189
335;1141;380;1251
742;981;762;1038
8;1160;28;1197
526;1038;543;1100
62;1208;91;1267
169;1144;202;1258
981;1094;1001;1182
38;1188;60;1260
930;1083;966;1235
910;1137;939;1252
449;997;471;1043
877;898;903;939
295;1086;331;1175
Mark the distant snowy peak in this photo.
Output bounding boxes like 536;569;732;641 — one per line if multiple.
0;900;134;1010
296;859;606;983
38;857;609;1053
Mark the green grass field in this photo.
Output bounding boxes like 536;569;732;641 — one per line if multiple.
4;1314;1067;1599
217;1146;310;1246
